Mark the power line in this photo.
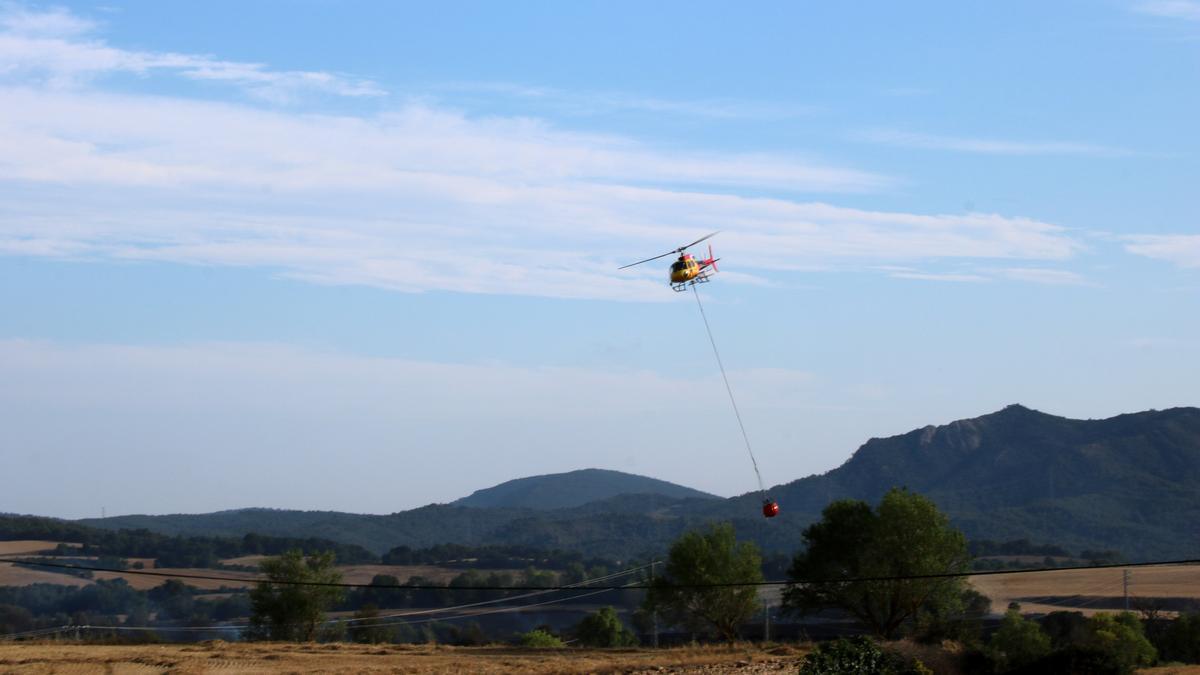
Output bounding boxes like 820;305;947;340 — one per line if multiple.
0;573;652;640
7;556;1199;591
344;563;655;625
0;566;657;640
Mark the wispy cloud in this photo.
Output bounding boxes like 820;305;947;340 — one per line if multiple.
0;4;382;100
0;4;94;36
437;81;817;120
1124;234;1200;267
880;265;1087;285
889;271;990;283
855;128;1132;157
997;267;1090;285
1134;0;1200;21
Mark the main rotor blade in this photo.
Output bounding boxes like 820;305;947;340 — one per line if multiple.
618;250;676;269
678;231;719;252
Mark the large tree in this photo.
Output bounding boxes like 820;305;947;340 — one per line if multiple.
574;606;636;647
782;487;970;639
643;522;762;640
248;549;343;641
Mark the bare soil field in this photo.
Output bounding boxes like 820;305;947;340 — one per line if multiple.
968;564;1200;616
0;641;806;674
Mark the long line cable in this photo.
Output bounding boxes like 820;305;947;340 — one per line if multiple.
692;285;765;493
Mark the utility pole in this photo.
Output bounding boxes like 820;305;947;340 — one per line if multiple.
651;560;659;648
1124;569;1131;611
763;599;770;642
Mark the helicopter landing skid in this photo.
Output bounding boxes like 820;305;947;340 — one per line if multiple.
671;274;712;292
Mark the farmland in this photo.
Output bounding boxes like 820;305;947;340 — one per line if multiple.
5;549;1200;619
967;564;1200;616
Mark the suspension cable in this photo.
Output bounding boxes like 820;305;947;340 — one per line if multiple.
692;285;765;494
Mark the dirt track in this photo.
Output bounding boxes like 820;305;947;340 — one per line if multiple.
0;642;807;674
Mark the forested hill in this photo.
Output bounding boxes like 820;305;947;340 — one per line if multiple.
716;404;1200;559
452;468;719;509
68;405;1200;560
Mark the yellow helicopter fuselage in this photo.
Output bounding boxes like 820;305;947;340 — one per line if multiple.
669;255;701;283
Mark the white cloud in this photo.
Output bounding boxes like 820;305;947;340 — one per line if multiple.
1134;0;1200;20
0;5;382;100
0;86;1081;299
856;128;1131;157
1124;234;1200;268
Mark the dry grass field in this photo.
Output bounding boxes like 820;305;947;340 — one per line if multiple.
0;641;806;674
968;564;1200;616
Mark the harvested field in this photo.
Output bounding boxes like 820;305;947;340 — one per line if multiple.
217;555;269;567
91;568;260;591
0;541;71;556
0;563;91;588
336;564;526;585
218;559;524;585
969;564;1200;616
0;641;807;674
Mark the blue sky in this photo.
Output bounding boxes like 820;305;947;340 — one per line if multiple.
1;1;1198;518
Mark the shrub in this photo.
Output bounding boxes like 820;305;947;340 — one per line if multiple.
1080;612;1156;674
518;629;565;648
800;637;929;675
1153;613;1200;664
1018;646;1122;675
1039;611;1089;650
986;608;1051;671
574;606;636;647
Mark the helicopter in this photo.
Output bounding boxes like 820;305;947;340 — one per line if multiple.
619;232;721;292
619;233;782;520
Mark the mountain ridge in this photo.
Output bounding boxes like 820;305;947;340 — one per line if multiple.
452;468;719;509
72;405;1200;560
